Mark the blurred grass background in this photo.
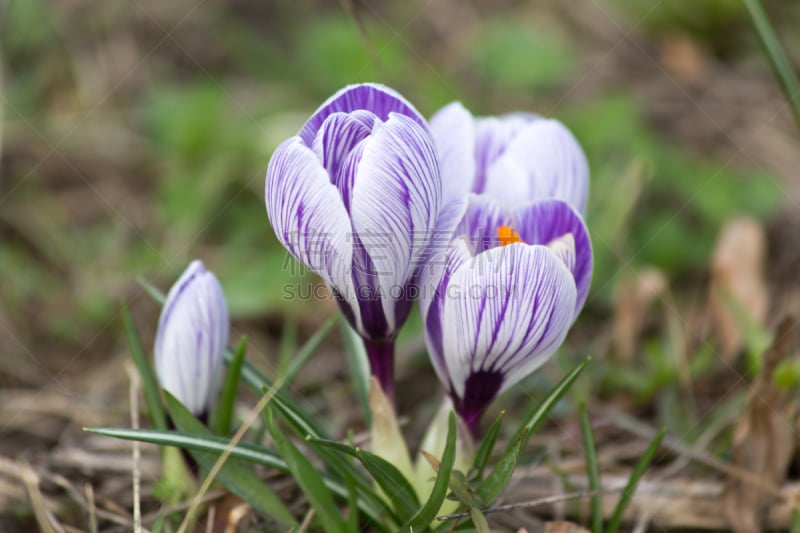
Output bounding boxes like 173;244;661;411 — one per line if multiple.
1;0;799;431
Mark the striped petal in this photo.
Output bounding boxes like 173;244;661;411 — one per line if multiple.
429;102;477;205
488;119;589;214
513;199;592;316
154;260;229;416
473;114;537;193
441;243;577;399
421;236;474;391
265;137;359;328
311;110;375;186
452;194;511;254
299;83;427;145
350;113;441;335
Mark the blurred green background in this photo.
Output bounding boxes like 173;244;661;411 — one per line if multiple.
1;0;798;398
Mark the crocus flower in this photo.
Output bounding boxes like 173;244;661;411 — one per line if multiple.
265;83;442;398
429;102;589;214
420;195;592;434
155;260;229;420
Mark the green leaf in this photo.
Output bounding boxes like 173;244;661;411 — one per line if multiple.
85;425;390;526
137;277;166;305
340;316;371;425
607;428;665;533
164;392;297;527
212;336;247;436
478;356;590;505
469;507;490;533
471;410;505;482
579;404;602;533
266;409;348;533
402;413;457;530
742;0;800;132
122;305;167;431
232;353;328;438
276;317;298;379
310;437;420;521
280;315;337;388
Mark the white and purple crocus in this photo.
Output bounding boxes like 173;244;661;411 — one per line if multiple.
421;102;592;435
155;260;229;421
265;83;442;398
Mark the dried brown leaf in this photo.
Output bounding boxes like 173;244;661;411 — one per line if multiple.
612;268;668;361
544;522;590;533
709;217;769;362
723;318;798;533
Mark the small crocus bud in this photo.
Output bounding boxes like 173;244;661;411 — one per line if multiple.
154;260;229;420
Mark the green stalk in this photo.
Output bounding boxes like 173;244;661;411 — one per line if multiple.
743;0;800;132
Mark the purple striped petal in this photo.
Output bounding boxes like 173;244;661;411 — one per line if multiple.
311;110;375;183
429;102;477;205
265;137;359;327
473;114;537;193
299;83;427;145
155;260;229;416
513;199;592;316
421;236;474;391
452;194;511;254
350;113;441;334
440;243;577;400
488;119;589;214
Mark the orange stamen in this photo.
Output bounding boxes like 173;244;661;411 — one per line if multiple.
497;225;523;246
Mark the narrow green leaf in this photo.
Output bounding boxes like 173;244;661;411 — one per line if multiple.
309;437;419;521
474;427;529;506
402;413;457;529
212;336;247;436
232;349;330;439
579;404;602;533
345;469;360;533
340;316;371;425
164;392;297;527
85;424;389;527
478;357;590;505
743;0;800;132
471;410;505;482
469;507;490;533
606;428;665;533
122;305;167;431
266;409;348;533
137;277;167;305
280;316;337;388
277;317;298;379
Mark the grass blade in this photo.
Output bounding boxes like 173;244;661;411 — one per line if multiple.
122;305;167;431
478;357;590;505
402;413;457;530
340;317;371;425
606;428;665;533
212;336;247;436
579;404;602;533
165;393;297;527
276;317;298;379
137;277;166;305
743;0;800;132
471;410;504;482
266;408;348;533
280;316;337;388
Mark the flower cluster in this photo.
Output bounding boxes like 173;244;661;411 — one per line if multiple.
265;83;592;432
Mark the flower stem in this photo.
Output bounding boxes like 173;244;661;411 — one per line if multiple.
363;338;395;402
